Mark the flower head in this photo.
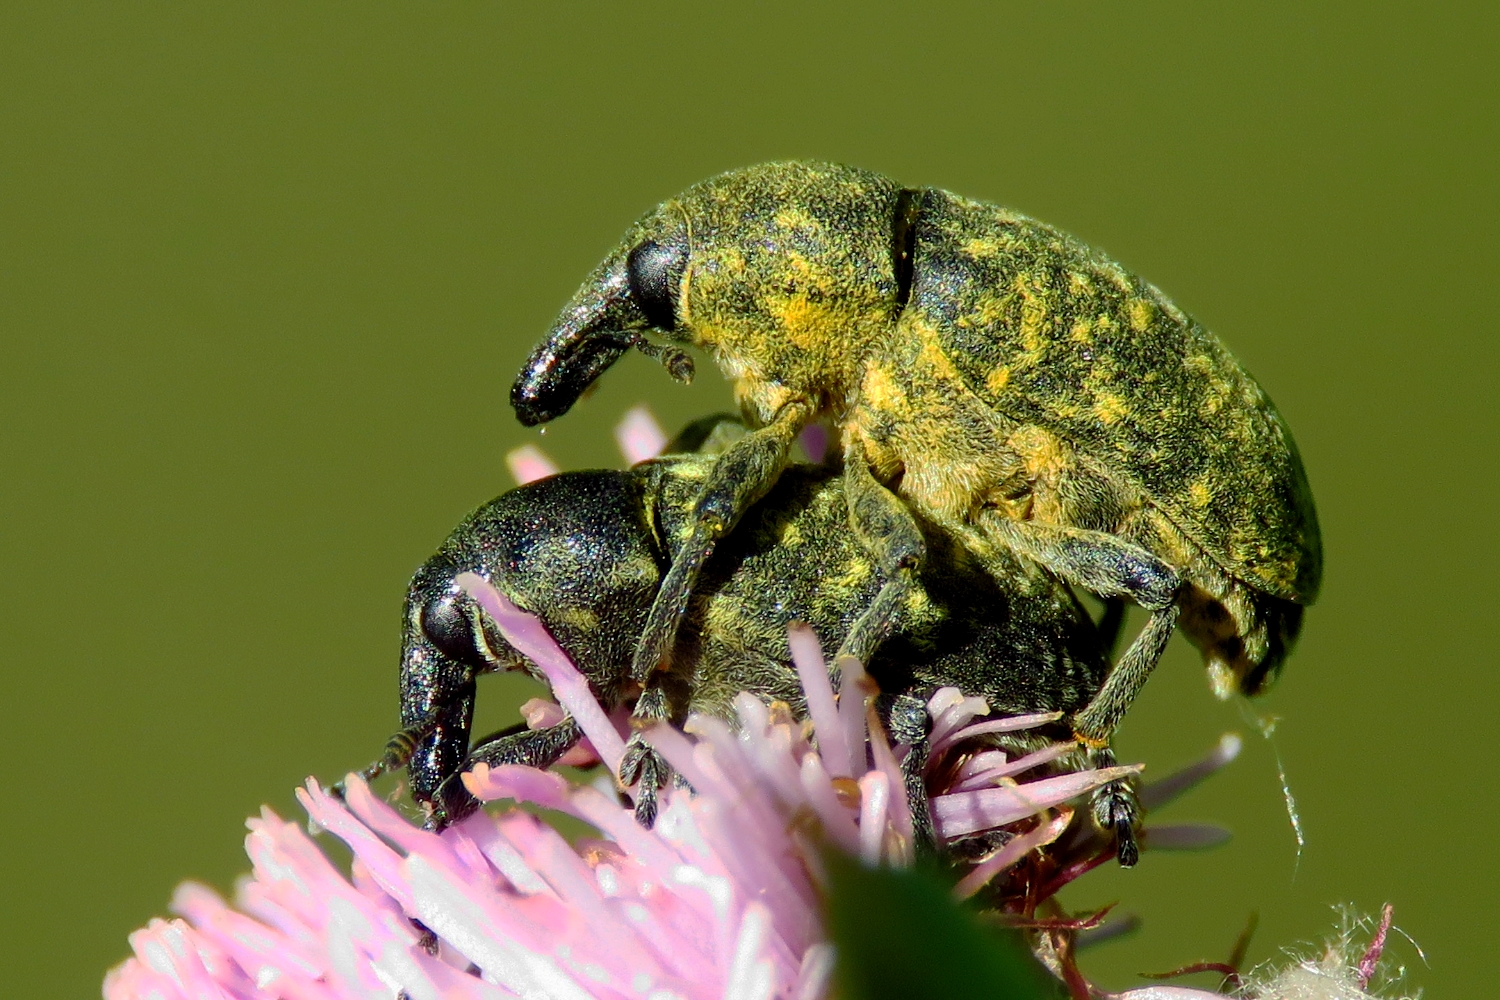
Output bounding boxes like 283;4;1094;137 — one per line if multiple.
105;591;1137;1000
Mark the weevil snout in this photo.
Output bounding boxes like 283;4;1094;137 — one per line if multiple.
398;577;516;806
511;324;640;426
511;222;689;426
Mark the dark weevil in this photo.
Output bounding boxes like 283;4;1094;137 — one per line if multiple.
349;421;1141;860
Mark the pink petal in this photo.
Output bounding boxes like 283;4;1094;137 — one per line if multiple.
927;693;994;751
456;574;626;775
1139;733;1241;812
797;424;829;464
505;444;559;486
930;711;1063;757
520;698;565;729
730;695;808;807
953;808;1074;900
835;655;871;778
1142;823;1233;851
798;752;862;854
856;770;891;864
864;702;913;851
933;764;1142;839
724;902;777;1000
789;625;850;777
615;405;668;465
948;742;1076;792
793;943;836;1000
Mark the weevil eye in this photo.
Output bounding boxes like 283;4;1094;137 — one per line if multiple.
421;596;485;667
627;239;684;331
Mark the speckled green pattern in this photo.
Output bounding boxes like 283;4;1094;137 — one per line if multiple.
647;455;1108;722
512;160;1322;695
667;162;905;420
908;191;1320;601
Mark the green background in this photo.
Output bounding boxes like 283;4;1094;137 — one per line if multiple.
2;4;1493;996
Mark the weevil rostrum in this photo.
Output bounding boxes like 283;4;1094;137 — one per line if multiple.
511;162;1320;786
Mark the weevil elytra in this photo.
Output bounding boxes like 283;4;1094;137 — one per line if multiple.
512;161;1320;762
356;432;1139;859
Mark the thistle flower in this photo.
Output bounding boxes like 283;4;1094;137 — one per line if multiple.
104;581;1139;1000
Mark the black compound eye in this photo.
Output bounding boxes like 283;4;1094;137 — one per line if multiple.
421;596;484;667
626;239;684;331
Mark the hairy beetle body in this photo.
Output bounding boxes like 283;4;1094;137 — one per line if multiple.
511;161;1320;743
383;445;1124;851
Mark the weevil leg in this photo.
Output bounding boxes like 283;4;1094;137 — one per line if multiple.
1073;604;1180;744
886;693;937;852
1086;745;1141;868
981;518;1182;746
332;719;438;800
620;684;674;827
837;444;927;664
426;718;584;830
630;399;814;683
984;519;1181;611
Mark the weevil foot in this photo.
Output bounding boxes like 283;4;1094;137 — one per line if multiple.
1088;747;1141;868
619;736;672;828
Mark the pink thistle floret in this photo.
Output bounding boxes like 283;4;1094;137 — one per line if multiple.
505;444;561;486
106;582;1143;1000
615;405;669;466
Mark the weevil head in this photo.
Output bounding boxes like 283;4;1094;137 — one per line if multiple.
511;161;909;426
398;469;668;807
510;203;693;426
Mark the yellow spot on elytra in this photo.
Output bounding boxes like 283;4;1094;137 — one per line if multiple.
1189;480;1213;508
773;208;816;231
1070;317;1094;343
555;607;599;631
973;296;1007;328
962;237;1001;258
1068;271;1094;296
1009;425;1071;481
1128;298;1154;332
609;555;661;590
986;365;1011;395
777;519;803;547
1015;275;1049;351
778;294;833;350
834;559;872;590
1094;392;1129;425
863;364;906;412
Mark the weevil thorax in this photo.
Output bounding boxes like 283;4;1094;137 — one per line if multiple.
668;162;907;424
454;471;665;695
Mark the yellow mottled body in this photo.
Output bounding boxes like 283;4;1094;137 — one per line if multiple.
517;160;1322;701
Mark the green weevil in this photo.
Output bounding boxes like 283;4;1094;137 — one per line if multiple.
511;161;1320;767
355;421;1137;858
